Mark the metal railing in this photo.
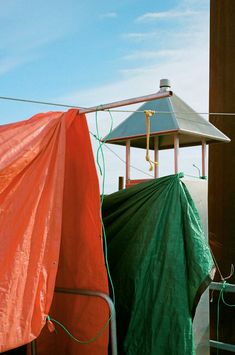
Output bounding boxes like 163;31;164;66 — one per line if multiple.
209;281;235;352
31;288;117;355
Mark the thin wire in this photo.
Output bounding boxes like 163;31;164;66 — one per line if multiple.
48;316;111;344
0;95;81;108
1;94;235;116
209;247;235;282
107;109;235;116
103;143;154;178
93;137;204;180
92;133;205;180
89;130;154;178
221;291;235;308
94;110;115;305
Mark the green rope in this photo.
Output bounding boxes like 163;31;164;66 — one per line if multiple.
95;109;103;176
216;281;235;354
47;315;111;344
221;291;235;307
95;108;113;179
94;109;115;305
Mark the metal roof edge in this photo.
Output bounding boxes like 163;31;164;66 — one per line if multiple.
103;129;179;143
178;129;231;142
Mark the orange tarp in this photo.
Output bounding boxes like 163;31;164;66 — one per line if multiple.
0;110;109;354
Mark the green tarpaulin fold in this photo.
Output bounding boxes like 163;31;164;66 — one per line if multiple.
103;174;214;355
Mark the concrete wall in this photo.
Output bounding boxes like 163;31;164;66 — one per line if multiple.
184;179;210;355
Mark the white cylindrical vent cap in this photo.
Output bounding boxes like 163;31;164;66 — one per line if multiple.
160;79;171;90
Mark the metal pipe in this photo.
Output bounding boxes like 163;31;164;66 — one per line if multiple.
210;340;235;352
192;164;201;178
210;282;235;293
31;341;36;355
118;176;124;190
54;287;117;355
79;91;172;114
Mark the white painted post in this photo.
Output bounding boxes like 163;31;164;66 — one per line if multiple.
202;139;207;177
174;135;179;174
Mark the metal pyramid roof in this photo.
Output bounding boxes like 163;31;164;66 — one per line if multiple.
104;92;230;150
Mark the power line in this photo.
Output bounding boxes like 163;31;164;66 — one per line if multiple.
89;130;153;177
0;96;82;109
102;109;235;116
103;143;153;178
1;95;235;116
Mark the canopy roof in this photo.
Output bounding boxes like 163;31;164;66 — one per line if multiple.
104;93;230;150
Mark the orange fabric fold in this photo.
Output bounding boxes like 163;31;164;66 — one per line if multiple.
0;110;109;354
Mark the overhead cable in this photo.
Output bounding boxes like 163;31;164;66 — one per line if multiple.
1;95;235;116
103;143;153;178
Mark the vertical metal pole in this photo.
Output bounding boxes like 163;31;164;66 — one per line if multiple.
174;135;179;174
201;139;207;177
54;288;118;355
126;140;130;185
154;136;159;178
118;176;124;190
31;340;36;355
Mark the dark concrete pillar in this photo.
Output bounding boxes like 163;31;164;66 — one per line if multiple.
209;1;235;353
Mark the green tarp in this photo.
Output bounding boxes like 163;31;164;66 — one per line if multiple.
102;174;214;355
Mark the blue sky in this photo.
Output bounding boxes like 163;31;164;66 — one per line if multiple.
0;0;210;192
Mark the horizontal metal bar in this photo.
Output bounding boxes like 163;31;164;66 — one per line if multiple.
55;287;117;355
78;90;172;114
210;282;235;293
210;340;235;352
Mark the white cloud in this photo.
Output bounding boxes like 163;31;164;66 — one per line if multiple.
122;32;157;41
122;49;183;61
63;40;208;193
136;10;200;22
0;55;39;76
54;2;210;194
0;2;84;76
122;30;202;44
121;6;209;72
0;58;23;76
100;12;117;19
0;25;63;77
